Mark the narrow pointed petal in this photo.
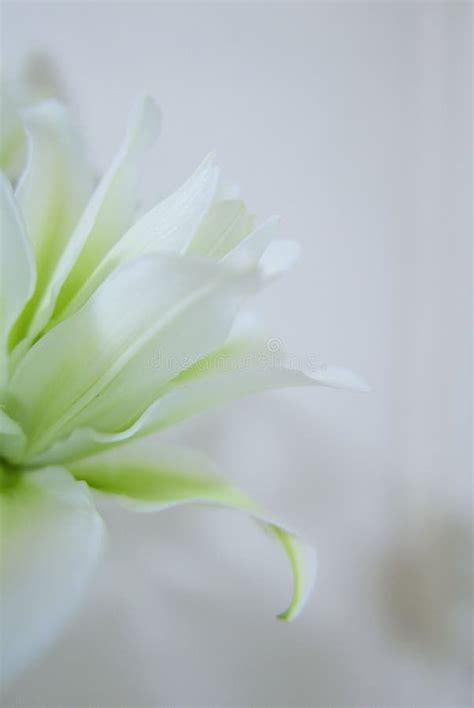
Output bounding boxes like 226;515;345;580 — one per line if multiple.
128;329;369;433
10;96;160;354
8;100;94;351
68;444;316;621
0;173;35;387
8;253;259;459
0;465;104;683
54;153;218;320
50;95;161;323
16;100;93;270
26;325;368;466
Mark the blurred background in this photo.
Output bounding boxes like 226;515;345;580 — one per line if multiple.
1;1;472;706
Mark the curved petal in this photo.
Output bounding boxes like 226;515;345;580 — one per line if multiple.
54;153;218;320
50;95;161;323
220;218;301;283
68;443;316;621
16;100;93;271
11;95;160;356
9;100;94;352
8;253;259;459
26;324;369;467
0;465;104;683
0;173;35;388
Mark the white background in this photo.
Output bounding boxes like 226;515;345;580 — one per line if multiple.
2;2;472;706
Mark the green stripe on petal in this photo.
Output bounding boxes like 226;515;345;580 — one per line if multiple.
11;95;160;356
50;95;161;322
8;253;259;459
68;443;316;621
25;322;368;467
53;153;218;321
269;523;316;621
16;101;93;284
0;465;104;684
0;173;35;388
9;100;93;352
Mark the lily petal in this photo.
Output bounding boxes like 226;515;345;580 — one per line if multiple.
0;173;35;387
9;95;160;358
8;253;259;459
121;327;369;434
50;95;161;323
9;100;94;352
0;465;104;683
68;443;316;621
16;100;93;280
26;324;368;467
53;153;218;321
187;198;255;259
222;218;301;282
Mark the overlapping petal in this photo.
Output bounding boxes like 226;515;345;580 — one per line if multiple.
7;253;260;460
51;153;219;321
0;174;35;388
187;198;255;258
26;323;368;466
67;443;316;621
0;465;104;683
9;100;94;352
50;95;161;323
9;96;160;356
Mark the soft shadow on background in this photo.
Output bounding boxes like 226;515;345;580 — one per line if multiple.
1;1;472;706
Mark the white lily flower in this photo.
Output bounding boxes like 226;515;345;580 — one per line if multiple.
0;94;368;684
